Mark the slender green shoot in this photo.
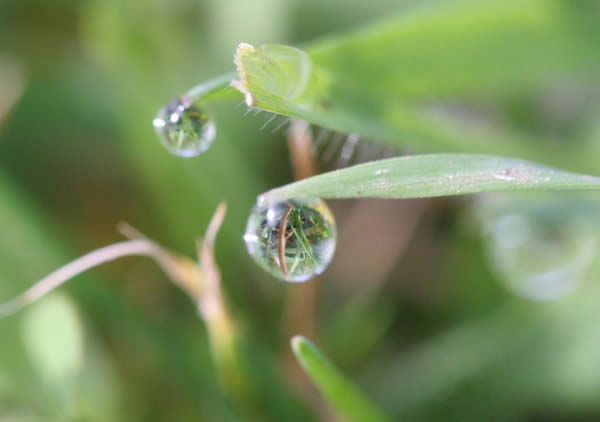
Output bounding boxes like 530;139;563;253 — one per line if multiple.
291;336;390;422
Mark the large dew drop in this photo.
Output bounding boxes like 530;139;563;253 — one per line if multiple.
244;198;337;282
153;97;216;157
477;196;598;301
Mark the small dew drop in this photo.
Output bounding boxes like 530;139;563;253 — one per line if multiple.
492;172;516;182
153;97;216;157
244;198;337;282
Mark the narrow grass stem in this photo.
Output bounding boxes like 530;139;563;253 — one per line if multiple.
0;240;161;319
181;72;242;106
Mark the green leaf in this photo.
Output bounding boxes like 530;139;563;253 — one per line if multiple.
291;336;390;422
265;154;600;200
231;1;600;170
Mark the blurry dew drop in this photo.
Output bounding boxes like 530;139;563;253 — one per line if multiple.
244;198;337;282
477;196;598;301
153;97;216;157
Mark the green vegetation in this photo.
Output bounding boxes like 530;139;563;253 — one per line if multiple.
1;1;600;421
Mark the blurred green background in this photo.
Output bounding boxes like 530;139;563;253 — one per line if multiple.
1;1;600;421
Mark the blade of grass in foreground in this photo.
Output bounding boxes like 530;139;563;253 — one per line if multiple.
264;154;600;200
291;336;390;422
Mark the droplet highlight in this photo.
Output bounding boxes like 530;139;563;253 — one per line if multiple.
244;198;337;282
153;97;216;157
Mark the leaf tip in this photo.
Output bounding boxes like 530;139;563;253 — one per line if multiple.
290;335;307;355
231;42;256;106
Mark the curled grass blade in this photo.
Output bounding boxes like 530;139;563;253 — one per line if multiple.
230;1;600;170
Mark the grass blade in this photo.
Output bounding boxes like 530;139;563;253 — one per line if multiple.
291;336;390;422
230;1;600;170
265;154;600;200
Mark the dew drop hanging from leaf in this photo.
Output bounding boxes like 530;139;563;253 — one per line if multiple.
244;198;337;282
151;73;240;157
153;97;216;157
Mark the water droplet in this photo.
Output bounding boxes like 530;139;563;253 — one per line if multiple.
244;198;337;282
477;196;598;301
153;97;216;157
492;170;516;182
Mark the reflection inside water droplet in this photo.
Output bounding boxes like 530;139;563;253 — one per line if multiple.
244;198;337;282
477;196;599;301
153;97;216;157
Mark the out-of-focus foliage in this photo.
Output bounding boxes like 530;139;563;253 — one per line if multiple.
1;1;600;421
